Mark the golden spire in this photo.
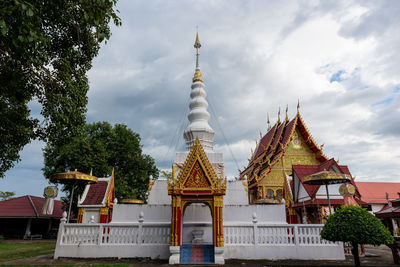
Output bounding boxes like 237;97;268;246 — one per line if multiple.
297;99;300;115
277;107;281;124
193;29;203;83
285;104;288;121
267;113;271;131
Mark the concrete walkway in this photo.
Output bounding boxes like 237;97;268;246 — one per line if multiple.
4;245;397;266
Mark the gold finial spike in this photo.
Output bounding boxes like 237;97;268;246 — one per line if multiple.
194;30;201;52
267;113;271;131
278;107;281;124
193;29;203;82
285;104;289;121
297;99;300;115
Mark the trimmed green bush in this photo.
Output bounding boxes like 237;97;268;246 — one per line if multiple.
321;205;393;267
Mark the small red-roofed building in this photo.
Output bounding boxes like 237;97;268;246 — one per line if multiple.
291;159;366;223
0;195;64;239
77;170;115;223
356;182;400;213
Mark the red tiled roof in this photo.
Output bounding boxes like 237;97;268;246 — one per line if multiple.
81;181;108;205
318;158;335;172
339;165;351;176
292;159;358;199
356;182;400;204
275;118;296;155
292;165;321;198
0;195;64;218
242;113;328;185
254;123;277;159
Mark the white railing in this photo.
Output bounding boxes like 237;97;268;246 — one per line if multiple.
223;223;336;246
54;211;343;260
59;223;332;247
60;223;170;245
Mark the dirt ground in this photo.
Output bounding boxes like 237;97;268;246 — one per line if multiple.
2;245;398;266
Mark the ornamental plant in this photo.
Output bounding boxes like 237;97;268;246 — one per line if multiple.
321;205;393;267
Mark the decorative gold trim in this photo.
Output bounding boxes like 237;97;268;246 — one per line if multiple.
169;137;226;194
100;207;108;215
121;198;144;204
148;179;155;196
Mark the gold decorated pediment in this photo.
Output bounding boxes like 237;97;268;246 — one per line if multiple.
168;137;226;195
184;161;211;188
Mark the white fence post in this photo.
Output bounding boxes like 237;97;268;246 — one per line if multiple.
98;224;103;245
54;211;67;259
138;211;144;244
293;225;299;246
252;212;258;245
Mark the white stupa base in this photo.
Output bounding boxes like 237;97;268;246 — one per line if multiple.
214;247;225;264
169;246;180;264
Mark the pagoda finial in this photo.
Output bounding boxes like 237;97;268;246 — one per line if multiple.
297;99;300;115
285;104;289;121
267;113;271;131
193;28;203;83
278;107;281;124
184;30;214;151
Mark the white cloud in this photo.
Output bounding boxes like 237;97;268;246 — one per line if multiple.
4;0;400;197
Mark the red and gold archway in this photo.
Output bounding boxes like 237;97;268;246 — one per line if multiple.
168;138;226;247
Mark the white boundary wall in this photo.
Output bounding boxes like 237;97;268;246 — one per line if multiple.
54;214;344;260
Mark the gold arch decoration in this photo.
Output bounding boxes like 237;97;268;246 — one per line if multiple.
168;138;226;247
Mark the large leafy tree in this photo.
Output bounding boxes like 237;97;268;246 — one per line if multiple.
0;0;121;177
321;205;393;267
43;122;159;205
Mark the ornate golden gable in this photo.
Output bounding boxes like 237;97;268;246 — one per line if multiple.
168;137;226;195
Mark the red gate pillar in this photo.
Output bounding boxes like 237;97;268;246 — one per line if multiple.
214;196;224;247
171;196;182;246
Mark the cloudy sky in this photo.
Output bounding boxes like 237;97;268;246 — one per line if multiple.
2;0;400;198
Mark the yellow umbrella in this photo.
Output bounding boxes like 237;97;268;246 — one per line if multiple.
303;170;351;215
51;170;98;222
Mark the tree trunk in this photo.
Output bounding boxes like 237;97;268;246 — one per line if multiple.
352;242;360;267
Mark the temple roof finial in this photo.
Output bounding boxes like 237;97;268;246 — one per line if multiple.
267;113;271;131
297;99;300;115
193;28;203;83
285;104;289;121
278;107;281;124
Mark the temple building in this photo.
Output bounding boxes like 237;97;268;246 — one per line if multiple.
54;32;345;264
240;106;364;223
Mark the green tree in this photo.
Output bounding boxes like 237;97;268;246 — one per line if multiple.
321;205;393;267
43;122;159;207
0;0;121;178
0;191;15;201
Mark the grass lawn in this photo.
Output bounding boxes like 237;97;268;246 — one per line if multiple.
16;265;131;267
0;241;133;266
0;240;55;263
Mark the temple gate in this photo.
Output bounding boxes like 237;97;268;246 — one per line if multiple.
168;138;226;264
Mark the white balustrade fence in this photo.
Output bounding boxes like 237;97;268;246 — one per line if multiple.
224;223;337;246
59;223;170;246
54;213;344;261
